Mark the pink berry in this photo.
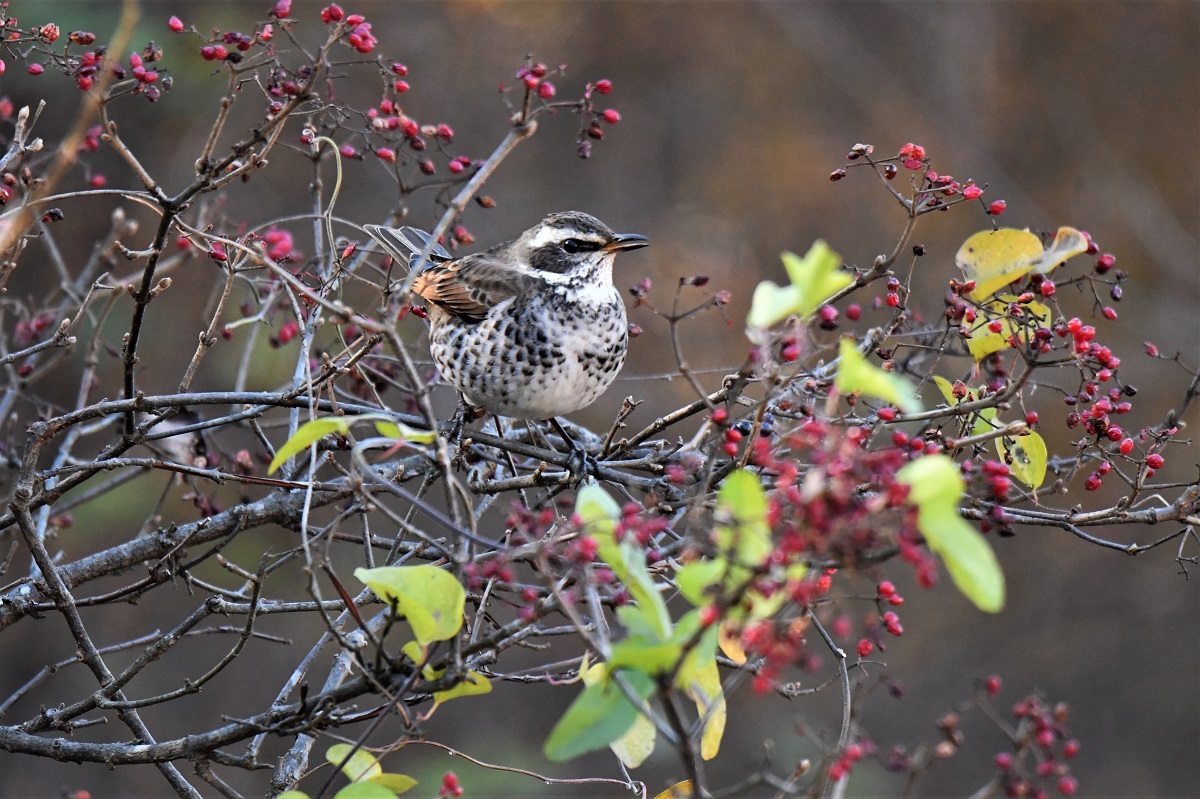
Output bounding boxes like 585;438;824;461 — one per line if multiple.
338;144;356;158
1057;775;1078;796
89;174;106;188
962;185;983;200
390;62;408;76
877;581;896;598
537;81;556;99
27;63;44;76
272;0;292;19
168;16;185;32
994;752;1013;771
602;108;621;124
375;147;395;162
846;303;862;321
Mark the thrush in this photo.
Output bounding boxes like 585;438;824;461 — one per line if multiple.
365;212;649;420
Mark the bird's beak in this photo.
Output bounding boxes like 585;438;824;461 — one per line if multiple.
604;233;650;253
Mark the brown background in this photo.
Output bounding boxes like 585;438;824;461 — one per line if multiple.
0;2;1196;797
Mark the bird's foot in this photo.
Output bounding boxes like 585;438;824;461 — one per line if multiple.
549;418;600;486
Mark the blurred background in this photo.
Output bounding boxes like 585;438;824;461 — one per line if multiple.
0;1;1196;796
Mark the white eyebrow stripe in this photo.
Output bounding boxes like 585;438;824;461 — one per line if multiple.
526;225;605;250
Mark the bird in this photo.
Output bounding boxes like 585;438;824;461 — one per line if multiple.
365;211;649;421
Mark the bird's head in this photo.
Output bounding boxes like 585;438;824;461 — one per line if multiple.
511;211;649;283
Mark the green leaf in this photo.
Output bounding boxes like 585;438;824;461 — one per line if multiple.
372;418;436;444
543;669;656;761
269;417;349;474
268;413;433;473
278;792;311;799
898;455;1004;613
714;470;772;568
575;483;672;639
675;559;728;607
333;783;402;799
931;375;998;437
999;430;1047;489
325;743;382;783
367;773;418;794
608;635;682;675
956;228;1044;301
431;670;492;705
834;338;922;413
581;661;656;768
355;565;465;646
746;240;852;334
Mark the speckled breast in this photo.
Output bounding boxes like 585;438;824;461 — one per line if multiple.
427;288;628;419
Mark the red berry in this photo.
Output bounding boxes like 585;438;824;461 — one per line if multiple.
963;185;983;200
594;78;612;94
436;123;454;141
602;108;621;124
711;408;728;425
987;200;1007;215
375;147;396;162
272;0;292;19
168;16;185;32
780;341;800;362
885;292;900;307
1145;453;1164;470
1095;253;1116;273
856;639;873;657
394;80;409;93
27;63;45;76
537;81;556;99
995;752;1013;771
89;174;106;188
1057;775;1078;796
698;604;720;628
1084;473;1102;491
1119;438;1134;455
1062;739;1080;759
846;303;862;321
447;159;464;175
338;144;356;158
1039;279;1056;297
984;675;1002;695
878;407;897;422
77;75;94;91
321;4;344;23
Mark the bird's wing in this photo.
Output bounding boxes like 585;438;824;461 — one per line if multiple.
409;254;528;324
364;224;453;267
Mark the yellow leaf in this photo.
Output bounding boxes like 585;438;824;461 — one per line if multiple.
653;781;695;799
1034;226;1089;275
718;621;747;664
956;229;1043;302
998;430;1047;489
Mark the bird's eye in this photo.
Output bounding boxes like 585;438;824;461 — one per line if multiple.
561;239;585;254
